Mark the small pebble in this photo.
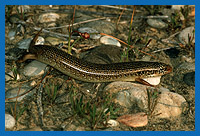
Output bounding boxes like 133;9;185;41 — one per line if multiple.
78;27;101;39
82;45;122;64
100;36;121;47
30;80;37;86
22;127;43;131
178;62;195;71
9;14;20;24
86;21;115;34
38;13;60;23
17;5;31;13
171;5;185;10
45;36;69;45
106;119;119;127
23;60;47;77
6;87;34;102
8;29;16;40
147;19;168;29
35;36;45;45
16;24;25;35
183;72;195;86
46;22;57;27
102;128;113;131
18;37;44;49
18;38;32;49
117;112;148;128
5;114;15;129
179;26;195;44
181;56;194;63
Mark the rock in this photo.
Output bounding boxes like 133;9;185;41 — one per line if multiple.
18;36;44;49
147;19;168;29
5;86;34;102
117;112;148;128
82;45;122;64
22;127;43;131
100;36;121;47
181;56;194;63
18;38;32;49
105;81;187;118
74;12;93;23
179;26;195;44
5;114;15;129
38;13;60;23
63;124;86;131
8;29;16;40
154;88;187;118
23;60;47;77
5;71;20;81
9;14;20;24
35;36;45;45
17;5;31;13
78;27;101;39
16;24;25;35
171;5;185;10
183;72;195;86
178;62;195;71
102;128;113;131
45;36;69;45
86;21;115;35
106;119;119;127
74;11;115;34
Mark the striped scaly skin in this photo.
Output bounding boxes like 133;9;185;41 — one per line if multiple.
18;29;172;83
25;44;172;82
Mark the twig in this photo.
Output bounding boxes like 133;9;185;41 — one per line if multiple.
5;70;51;101
41;9;168;19
151;46;180;53
99;5;133;11
161;31;181;43
33;17;107;39
14;86;21;119
34;27;71;38
45;17;107;30
100;32;157;59
37;80;45;126
37;67;50;127
141;15;169;19
116;7;126;28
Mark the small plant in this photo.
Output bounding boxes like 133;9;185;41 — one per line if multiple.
7;87;28;121
121;6;136;62
179;29;195;57
44;83;60;105
186;29;195;51
146;88;161;117
9;102;28;121
169;12;182;31
16;6;25;21
15;104;28;121
5;64;19;81
180;5;191;25
5;5;14;19
69;90;119;130
143;5;161;15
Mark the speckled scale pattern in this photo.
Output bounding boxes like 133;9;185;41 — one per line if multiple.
31;45;172;82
